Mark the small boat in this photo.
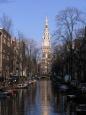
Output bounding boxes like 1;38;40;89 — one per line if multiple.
6;89;17;96
76;104;86;115
0;89;11;99
16;83;28;89
28;80;36;84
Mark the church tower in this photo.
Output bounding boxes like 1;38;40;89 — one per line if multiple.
41;17;51;75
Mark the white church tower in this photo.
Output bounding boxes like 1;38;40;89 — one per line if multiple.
41;17;51;75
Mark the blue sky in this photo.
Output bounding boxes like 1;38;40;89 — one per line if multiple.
0;0;86;43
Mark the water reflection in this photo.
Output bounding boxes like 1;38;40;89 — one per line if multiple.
0;84;36;115
0;80;66;115
52;90;66;114
39;80;52;115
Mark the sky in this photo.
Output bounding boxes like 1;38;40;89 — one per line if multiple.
0;0;86;44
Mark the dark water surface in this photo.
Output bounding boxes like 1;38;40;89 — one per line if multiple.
0;80;66;115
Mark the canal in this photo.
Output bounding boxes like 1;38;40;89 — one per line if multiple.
0;80;67;115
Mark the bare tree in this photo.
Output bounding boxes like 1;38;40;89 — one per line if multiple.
28;39;39;76
17;31;39;79
17;31;27;78
52;7;86;80
0;13;13;34
56;7;86;43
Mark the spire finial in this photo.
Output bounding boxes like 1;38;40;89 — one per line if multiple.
45;16;48;26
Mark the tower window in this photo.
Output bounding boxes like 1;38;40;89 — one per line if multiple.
45;25;48;28
43;54;45;57
48;54;51;58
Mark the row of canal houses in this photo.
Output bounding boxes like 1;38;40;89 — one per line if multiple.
0;28;27;81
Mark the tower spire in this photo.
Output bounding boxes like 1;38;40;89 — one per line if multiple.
43;16;50;46
41;17;51;75
45;16;48;26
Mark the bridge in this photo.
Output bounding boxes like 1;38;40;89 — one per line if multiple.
39;74;50;79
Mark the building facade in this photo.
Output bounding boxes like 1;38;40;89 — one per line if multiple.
41;17;51;75
0;28;27;81
12;38;26;77
0;28;12;79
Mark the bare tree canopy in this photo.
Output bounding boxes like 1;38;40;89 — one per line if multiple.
17;31;25;40
51;7;86;82
55;7;86;42
0;13;13;34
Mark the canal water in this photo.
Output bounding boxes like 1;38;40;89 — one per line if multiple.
0;80;66;115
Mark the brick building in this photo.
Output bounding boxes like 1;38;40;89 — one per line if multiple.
0;28;11;79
